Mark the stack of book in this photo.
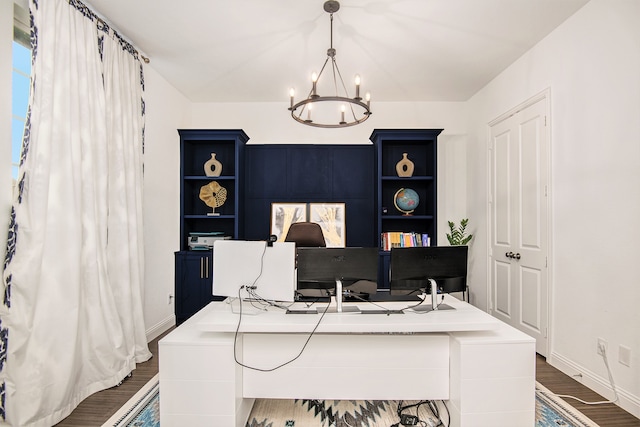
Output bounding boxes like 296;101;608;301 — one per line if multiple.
380;231;430;251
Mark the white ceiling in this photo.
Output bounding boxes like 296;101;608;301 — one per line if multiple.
85;0;589;103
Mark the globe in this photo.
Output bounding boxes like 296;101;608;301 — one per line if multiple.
393;188;420;215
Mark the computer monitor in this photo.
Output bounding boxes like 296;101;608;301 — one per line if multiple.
212;240;296;302
295;247;378;312
390;246;468;310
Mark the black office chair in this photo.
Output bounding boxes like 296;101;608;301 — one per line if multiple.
285;222;327;300
284;222;326;247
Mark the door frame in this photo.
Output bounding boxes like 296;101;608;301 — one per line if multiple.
486;88;553;356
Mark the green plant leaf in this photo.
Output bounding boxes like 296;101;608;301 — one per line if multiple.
447;218;473;246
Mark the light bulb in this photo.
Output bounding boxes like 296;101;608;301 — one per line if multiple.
311;72;318;96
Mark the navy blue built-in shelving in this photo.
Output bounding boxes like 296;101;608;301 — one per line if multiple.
370;129;443;287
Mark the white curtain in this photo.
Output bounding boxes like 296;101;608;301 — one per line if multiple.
0;0;151;425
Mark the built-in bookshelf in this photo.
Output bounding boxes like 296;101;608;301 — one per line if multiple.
175;129;248;323
370;129;443;287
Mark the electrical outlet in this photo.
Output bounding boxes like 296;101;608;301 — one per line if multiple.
619;345;631;367
597;338;608;356
168;293;174;305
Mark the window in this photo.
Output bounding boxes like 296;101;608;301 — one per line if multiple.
12;3;30;183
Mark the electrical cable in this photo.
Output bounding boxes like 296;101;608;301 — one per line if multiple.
404;293;446;314
439;400;450;427
342;289;403;313
393;399;451;427
294;290;326;308
536;344;619;405
232;286;330;372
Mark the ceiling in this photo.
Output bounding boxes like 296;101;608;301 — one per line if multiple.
85;0;589;103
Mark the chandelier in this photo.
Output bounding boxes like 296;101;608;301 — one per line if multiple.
288;1;372;128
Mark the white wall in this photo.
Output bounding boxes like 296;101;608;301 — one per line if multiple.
466;0;640;416
141;66;192;340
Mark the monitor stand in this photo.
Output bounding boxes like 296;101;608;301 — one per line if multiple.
410;279;456;313
316;280;360;314
410;303;455;313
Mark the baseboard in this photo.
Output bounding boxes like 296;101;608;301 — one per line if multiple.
548;351;640;419
146;314;175;343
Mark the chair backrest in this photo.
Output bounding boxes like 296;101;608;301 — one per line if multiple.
284;222;326;247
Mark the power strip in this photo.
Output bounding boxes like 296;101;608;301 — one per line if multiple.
400;414;419;425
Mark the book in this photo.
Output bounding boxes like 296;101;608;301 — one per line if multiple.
380;232;429;251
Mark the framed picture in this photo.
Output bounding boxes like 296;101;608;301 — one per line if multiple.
270;203;308;242
309;203;346;247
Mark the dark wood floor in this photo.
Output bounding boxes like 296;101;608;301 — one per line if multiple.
535;354;640;426
56;335;639;426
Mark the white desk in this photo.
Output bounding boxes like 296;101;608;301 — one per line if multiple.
159;298;535;427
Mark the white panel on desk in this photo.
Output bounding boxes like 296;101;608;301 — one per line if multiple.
458;376;535;413
242;333;449;368
160;379;236;414
160;414;235;427
245;366;448;400
458;343;534;379
196;298;501;333
159;343;236;381
242;333;449;400
459;410;534;427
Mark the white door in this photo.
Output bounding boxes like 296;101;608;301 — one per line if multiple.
489;94;549;356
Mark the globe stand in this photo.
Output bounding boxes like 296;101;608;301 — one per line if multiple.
393;187;419;216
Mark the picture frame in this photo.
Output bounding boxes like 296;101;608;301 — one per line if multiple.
270;203;308;242
309;203;346;247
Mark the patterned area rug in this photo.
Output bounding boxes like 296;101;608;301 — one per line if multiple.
103;377;599;427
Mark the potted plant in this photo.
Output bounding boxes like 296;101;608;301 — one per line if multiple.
446;218;473;246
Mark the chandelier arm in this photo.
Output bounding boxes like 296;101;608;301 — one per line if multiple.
331;56;351;100
331;57;340;97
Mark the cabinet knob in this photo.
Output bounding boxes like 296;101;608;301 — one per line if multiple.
515;253;521;260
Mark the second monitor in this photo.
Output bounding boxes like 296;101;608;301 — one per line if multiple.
296;247;378;313
390;245;468;310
